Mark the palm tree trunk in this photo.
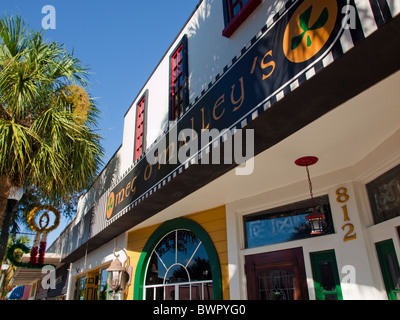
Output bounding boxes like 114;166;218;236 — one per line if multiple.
0;199;17;264
0;176;12;232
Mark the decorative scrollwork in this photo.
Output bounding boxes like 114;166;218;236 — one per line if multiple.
7;205;62;268
6;243;55;269
27;205;60;233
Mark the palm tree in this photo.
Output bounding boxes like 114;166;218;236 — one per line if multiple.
0;16;104;231
0;235;30;299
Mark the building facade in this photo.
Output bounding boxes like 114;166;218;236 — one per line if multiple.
47;0;400;300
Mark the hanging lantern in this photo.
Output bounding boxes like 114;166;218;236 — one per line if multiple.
106;248;132;299
305;211;325;235
295;156;326;235
106;256;125;292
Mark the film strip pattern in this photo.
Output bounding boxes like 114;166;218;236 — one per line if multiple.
93;0;399;235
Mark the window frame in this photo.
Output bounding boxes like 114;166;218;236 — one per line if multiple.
366;163;400;225
143;229;213;300
133;218;222;300
134;90;148;163
310;250;343;300
222;0;262;38
243;195;335;249
376;239;400;300
169;35;189;121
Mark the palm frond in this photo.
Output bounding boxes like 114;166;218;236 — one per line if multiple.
0;15;104;204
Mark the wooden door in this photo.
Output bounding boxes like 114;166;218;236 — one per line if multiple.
245;247;309;300
376;239;400;300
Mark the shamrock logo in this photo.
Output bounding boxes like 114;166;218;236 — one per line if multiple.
291;5;329;50
106;191;115;219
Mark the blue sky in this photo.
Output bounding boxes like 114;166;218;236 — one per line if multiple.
1;0;201;245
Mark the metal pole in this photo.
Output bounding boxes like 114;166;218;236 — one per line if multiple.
65;263;74;300
0;268;8;299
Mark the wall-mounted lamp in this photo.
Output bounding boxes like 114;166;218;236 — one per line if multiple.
295;156;325;235
0;261;10;297
106;248;132;299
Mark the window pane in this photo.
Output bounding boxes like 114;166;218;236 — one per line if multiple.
145;288;154;300
156;231;176;264
179;284;191;300
187;245;212;281
146;254;163;285
165;285;176;300
177;231;199;264
319;261;336;292
386;253;400;290
367;163;400;224
244;196;334;248
233;4;241;16
170;39;186;121
144;229;214;300
165;264;188;284
204;283;213;300
325;294;338;300
98;269;108;300
258;270;294;300
246;213;309;247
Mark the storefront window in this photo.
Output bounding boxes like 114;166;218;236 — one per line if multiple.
144;230;213;300
244;195;334;248
367;164;400;224
98;268;109;300
75;276;86;300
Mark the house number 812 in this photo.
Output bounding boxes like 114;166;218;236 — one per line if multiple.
336;187;357;242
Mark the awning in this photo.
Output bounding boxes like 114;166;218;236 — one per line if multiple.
10;253;64;287
7;286;25;300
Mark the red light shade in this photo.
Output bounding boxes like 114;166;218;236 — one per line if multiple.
295;156;319;167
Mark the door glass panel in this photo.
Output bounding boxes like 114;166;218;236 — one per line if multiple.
324;294;338;300
386;253;400;290
258;270;295;300
319;261;336;292
246;248;309;300
376;239;400;300
310;250;343;300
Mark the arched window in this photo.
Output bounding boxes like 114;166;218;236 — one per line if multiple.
145;230;212;300
133;218;222;300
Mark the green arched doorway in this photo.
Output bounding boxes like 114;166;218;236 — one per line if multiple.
133;218;222;300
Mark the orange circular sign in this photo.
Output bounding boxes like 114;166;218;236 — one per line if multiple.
283;0;338;63
106;192;115;219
